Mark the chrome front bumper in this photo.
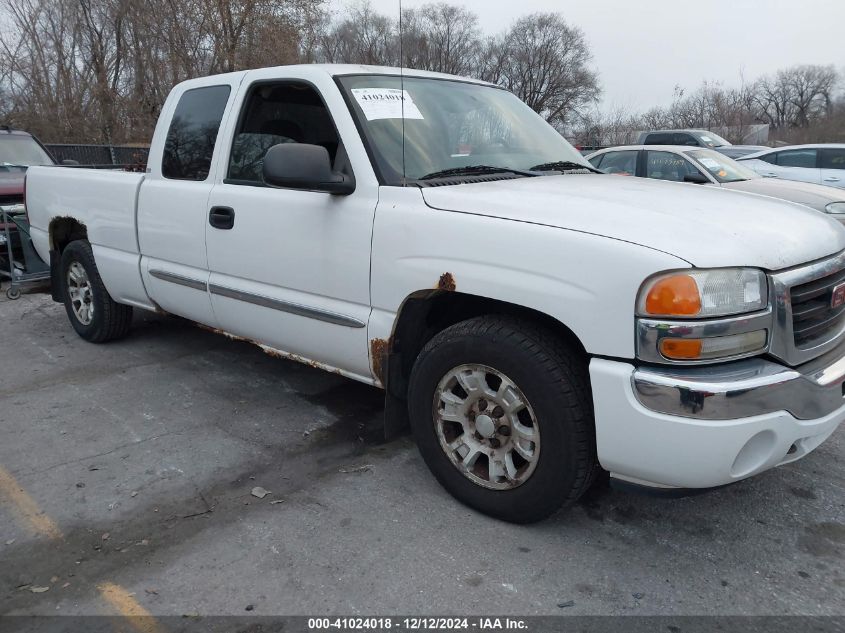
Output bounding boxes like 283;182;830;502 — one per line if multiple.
634;339;845;420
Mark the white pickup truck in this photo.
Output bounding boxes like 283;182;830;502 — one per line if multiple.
26;65;845;523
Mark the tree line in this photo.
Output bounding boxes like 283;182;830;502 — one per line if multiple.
0;0;841;147
574;64;844;147
0;0;599;143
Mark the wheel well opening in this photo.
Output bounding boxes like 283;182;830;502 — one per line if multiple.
49;217;88;253
386;291;587;399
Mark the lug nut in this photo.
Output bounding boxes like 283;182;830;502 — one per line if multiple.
498;426;511;436
478;399;488;411
492;406;504;418
489;438;501;448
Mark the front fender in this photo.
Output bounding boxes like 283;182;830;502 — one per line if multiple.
368;187;690;366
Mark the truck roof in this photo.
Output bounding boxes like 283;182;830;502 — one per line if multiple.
174;63;496;91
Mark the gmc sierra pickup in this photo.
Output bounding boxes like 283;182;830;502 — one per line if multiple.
25;64;845;523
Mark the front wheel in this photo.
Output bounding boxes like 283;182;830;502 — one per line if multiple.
408;316;597;523
60;240;133;342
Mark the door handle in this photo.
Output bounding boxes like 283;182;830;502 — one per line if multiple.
824;177;841;182
209;206;235;230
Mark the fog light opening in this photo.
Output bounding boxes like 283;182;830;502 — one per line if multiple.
731;430;777;478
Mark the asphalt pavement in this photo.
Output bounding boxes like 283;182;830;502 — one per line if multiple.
1;289;843;618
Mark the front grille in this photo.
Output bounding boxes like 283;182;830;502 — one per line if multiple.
791;266;845;347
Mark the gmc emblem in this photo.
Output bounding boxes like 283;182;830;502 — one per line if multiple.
832;282;845;309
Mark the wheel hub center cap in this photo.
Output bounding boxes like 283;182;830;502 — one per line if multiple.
475;414;496;438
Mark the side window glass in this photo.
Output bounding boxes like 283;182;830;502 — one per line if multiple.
588;154;604;168
644;133;670;145
820;149;845;170
599;151;637;175
760;153;778;165
646;151;699;182
162;85;231;181
227;82;341;184
777;149;817;169
674;133;698;146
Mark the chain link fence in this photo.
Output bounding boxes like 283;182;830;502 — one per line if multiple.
45;144;149;168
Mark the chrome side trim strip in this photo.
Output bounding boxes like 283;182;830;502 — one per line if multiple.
633;339;845;420
208;283;366;329
149;269;207;292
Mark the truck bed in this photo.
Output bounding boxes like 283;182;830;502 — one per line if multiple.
26;166;151;308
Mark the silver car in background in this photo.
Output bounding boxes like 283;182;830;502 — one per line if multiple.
738;144;845;189
586;145;845;222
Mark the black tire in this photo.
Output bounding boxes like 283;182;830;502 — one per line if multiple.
408;315;597;523
60;240;133;342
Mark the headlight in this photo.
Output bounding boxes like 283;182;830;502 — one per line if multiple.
825;202;845;214
636;268;772;364
637;268;767;318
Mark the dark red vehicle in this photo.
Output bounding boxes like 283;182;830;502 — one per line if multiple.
0;126;55;278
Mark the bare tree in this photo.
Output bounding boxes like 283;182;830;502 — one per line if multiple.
399;3;480;75
486;13;600;128
317;1;397;65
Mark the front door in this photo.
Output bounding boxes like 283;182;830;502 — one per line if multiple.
205;75;377;381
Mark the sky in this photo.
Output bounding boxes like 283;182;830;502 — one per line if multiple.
366;0;845;112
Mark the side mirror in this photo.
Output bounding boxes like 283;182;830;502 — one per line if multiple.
683;173;710;184
60;159;80;166
262;143;355;195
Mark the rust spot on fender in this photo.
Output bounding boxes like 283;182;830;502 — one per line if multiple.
437;272;456;292
370;338;390;386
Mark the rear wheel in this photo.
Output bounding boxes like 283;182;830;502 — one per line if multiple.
408;315;597;523
60;240;132;342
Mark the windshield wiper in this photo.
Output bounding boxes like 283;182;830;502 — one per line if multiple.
529;160;601;174
0;163;29;169
418;165;540;180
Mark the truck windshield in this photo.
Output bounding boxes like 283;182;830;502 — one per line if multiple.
337;75;592;185
687;149;760;183
696;131;731;148
0;135;54;170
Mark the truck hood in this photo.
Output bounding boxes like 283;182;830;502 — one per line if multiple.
722;177;845;213
421;174;845;270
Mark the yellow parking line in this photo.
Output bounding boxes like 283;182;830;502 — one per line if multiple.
98;582;166;633
0;466;62;539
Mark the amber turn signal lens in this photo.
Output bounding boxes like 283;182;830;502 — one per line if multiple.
660;338;703;360
645;275;701;316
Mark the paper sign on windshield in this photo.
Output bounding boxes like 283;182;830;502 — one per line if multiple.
351;88;424;121
698;157;721;169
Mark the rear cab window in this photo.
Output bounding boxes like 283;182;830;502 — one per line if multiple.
162;85;231;181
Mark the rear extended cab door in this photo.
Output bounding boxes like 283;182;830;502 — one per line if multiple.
202;67;379;382
137;73;244;325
